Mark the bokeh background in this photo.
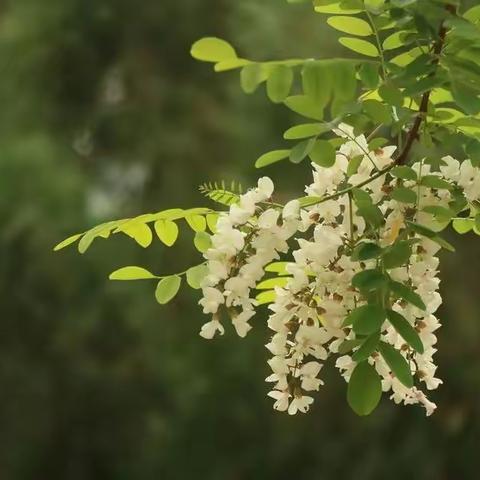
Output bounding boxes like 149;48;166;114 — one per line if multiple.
1;1;479;479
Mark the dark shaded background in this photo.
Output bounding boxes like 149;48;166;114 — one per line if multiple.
0;1;479;479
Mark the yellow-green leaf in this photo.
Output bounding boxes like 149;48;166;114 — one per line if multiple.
53;233;82;251
185;214;206;232
154;219;179;247
284;95;324;120
206;213;219;233
314;3;361;14
190;37;237;63
339;37;379;57
109;266;158;281
120;222;153;248
256;277;291;290
383;31;407;50
452;218;474;234
266;65;293;103
255;149;290;168
186;264;208;289
327;16;373;37
256;290;277;305
194;231;212;253
464;5;480;23
155;275;182;304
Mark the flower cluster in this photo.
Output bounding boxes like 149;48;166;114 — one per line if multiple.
198;124;480;417
199;177;300;339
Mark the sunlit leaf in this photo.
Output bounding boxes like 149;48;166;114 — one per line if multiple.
155;275;182;304
109;266;158;281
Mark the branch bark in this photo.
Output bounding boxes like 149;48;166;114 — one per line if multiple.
395;4;456;166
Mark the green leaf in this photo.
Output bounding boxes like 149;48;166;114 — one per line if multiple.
379;84;404;107
382;31;409;50
190;37;237;62
379;342;413;388
345;304;385;335
256;277;291;289
419;175;453;190
352;269;388;292
389;281;426;311
353;242;383;261
363;99;392;124
338;37;379;57
390;187;417;204
451;80;480;115
186;264;209;289
284;123;326;140
357;204;384;228
332;62;357;101
255;149;290;168
352;332;381;362
109;266;158;281
390;166;417;181
206;213;219;233
309;140;336;167
352;187;373;207
214;58;250;72
185;215;207;232
314;3;362;14
155;275;182;304
422;206;454;222
405;221;436;238
120;222;153;248
338;338;364;355
347;154;364;176
256;290;277;305
464;5;480;23
406;221;455;252
194;231;212;253
267;65;293;103
154;219;179;247
383;241;411;269
359;63;380;88
452;218;474;234
265;262;290;275
284;95;324;120
327;16;373;36
290;138;316;164
240;64;265;94
53;233;82;251
347;361;382;416
386;309;424;354
302;62;332;109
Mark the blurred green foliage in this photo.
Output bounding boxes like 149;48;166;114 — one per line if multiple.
0;0;479;479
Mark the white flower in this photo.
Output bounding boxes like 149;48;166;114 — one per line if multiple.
199;317;225;339
288;395;314;415
231;309;255;338
199;287;224;314
268;390;290;412
257;176;274;199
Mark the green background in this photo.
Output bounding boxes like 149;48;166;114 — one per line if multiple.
0;1;479;478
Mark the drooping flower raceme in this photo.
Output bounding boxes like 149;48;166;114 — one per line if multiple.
198;124;480;417
199;177;301;339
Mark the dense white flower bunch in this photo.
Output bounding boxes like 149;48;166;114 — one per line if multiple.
199;124;480;417
199;177;301;340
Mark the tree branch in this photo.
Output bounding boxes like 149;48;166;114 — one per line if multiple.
395;4;455;166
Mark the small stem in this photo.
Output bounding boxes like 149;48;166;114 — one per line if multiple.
365;8;387;80
335;124;379;170
303;163;394;208
348;191;355;244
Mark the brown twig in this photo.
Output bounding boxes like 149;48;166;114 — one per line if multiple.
395;4;456;166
